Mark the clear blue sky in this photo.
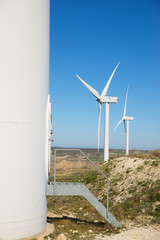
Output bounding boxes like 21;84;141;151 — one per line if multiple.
49;0;160;150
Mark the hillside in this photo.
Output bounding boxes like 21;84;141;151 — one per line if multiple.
46;149;160;239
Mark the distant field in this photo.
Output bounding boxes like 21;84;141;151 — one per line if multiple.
50;148;148;182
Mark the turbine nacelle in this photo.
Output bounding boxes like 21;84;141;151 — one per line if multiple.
100;96;118;103
122;116;134;121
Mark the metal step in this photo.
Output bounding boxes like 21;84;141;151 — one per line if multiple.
46;182;121;228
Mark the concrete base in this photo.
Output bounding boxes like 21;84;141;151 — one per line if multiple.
0;216;46;240
26;223;55;239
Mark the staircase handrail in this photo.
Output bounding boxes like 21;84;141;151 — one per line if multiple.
53;148;109;218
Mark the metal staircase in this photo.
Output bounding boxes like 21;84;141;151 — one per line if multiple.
46;149;121;228
47;182;121;228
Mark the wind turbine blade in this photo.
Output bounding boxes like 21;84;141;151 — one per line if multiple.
101;62;120;98
123;120;126;133
76;74;100;99
123;86;129;117
114;118;123;131
98;103;102;153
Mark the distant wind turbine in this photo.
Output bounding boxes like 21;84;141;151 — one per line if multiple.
114;86;134;155
76;62;120;162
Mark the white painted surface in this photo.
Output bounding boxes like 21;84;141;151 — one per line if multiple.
46;94;52;177
126;120;129;155
104;103;109;162
101;96;118;103
0;0;50;239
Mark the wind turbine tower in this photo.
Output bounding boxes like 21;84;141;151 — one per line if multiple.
114;87;134;155
0;1;51;239
76;62;120;162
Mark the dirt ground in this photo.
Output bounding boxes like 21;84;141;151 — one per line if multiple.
95;225;160;240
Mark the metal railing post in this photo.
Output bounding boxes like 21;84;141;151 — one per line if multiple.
54;149;56;183
107;179;109;218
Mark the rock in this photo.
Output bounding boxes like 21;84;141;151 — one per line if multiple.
84;213;88;216
88;230;93;233
73;230;78;233
56;233;67;240
48;212;63;218
67;214;76;218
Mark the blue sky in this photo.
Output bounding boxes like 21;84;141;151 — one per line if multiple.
49;0;160;150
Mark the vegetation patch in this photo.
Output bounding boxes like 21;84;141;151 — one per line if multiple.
136;165;144;171
83;170;98;184
130;149;160;160
110;179;160;223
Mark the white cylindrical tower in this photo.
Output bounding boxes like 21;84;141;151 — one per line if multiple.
126;120;129;155
0;0;50;239
104;103;109;162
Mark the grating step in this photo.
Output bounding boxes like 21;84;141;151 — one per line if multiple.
46;182;121;228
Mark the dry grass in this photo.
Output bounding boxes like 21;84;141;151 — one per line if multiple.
129;149;160;160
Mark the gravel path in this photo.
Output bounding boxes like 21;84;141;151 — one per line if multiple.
95;226;160;240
